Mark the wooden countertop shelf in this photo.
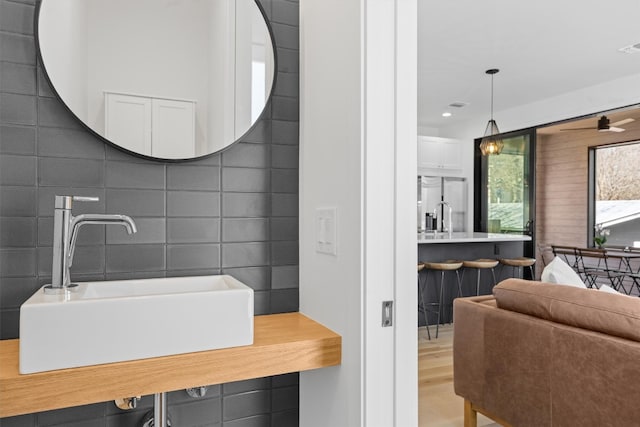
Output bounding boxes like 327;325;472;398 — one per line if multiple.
0;313;341;418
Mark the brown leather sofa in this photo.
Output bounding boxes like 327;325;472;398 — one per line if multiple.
453;279;640;427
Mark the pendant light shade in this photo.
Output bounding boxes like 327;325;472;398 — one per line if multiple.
480;120;503;155
480;69;503;156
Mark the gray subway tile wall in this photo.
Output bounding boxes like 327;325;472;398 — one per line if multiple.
0;33;36;64
0;217;36;247
0;62;36;95
224;266;271;291
36;96;82;129
1;125;36;154
37;127;105;159
0;154;36;186
0;0;299;425
0;92;36;124
167;217;221;243
222;193;270;217
167;164;220;191
271;193;298;217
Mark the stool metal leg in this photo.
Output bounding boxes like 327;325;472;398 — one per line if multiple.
442;271;449;324
490;268;497;290
451;270;462;324
436;270;445;339
498;263;506;282
445;270;463;324
419;270;431;340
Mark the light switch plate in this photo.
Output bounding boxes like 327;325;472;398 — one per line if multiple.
316;207;337;255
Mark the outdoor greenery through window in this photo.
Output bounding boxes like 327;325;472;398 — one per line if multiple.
593;141;640;247
486;135;530;234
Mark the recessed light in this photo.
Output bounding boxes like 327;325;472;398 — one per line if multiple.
448;102;468;108
442;112;452;117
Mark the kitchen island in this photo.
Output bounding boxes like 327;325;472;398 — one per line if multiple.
417;232;531;326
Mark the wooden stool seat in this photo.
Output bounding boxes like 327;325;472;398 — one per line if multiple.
418;263;425;272
499;257;536;279
499;257;536;267
423;261;463;271
462;259;499;269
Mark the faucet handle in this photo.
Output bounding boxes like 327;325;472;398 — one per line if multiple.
54;195;99;209
73;196;99;203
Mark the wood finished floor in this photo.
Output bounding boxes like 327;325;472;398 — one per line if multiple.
419;324;499;427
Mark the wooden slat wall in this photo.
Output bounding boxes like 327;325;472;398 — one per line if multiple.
535;125;640;270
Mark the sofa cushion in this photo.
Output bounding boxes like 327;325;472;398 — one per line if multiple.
540;256;586;288
494;279;640;342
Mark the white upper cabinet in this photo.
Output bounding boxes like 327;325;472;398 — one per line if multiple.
151;98;195;158
105;92;196;159
417;136;462;175
104;93;152;155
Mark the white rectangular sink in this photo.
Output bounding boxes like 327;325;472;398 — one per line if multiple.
19;275;254;374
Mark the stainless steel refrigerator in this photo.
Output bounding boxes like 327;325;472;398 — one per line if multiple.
417;176;468;232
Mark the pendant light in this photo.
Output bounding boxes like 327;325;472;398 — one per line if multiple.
479;68;504;155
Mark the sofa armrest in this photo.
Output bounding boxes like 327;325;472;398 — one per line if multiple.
454;295;554;427
453;296;491;407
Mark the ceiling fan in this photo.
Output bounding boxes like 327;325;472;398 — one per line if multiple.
561;115;635;133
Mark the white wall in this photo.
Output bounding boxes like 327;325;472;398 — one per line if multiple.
299;0;417;425
299;0;363;423
432;73;640;231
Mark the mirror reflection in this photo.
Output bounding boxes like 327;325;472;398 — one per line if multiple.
37;0;275;160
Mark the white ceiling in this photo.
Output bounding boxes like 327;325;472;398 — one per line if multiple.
418;0;640;133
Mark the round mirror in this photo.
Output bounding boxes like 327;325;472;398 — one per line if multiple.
36;0;276;161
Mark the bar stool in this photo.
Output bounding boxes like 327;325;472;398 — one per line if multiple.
461;259;498;296
499;257;536;279
419;260;463;339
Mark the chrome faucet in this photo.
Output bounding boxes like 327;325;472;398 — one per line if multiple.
46;196;137;293
433;201;453;235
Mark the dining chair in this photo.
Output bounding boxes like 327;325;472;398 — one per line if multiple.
577;248;628;293
599;249;640;296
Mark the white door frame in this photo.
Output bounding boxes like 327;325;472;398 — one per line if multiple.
299;0;417;425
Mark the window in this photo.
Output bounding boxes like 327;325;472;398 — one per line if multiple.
590;142;640;247
475;131;535;237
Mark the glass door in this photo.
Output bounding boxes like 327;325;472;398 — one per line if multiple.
474;130;536;274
